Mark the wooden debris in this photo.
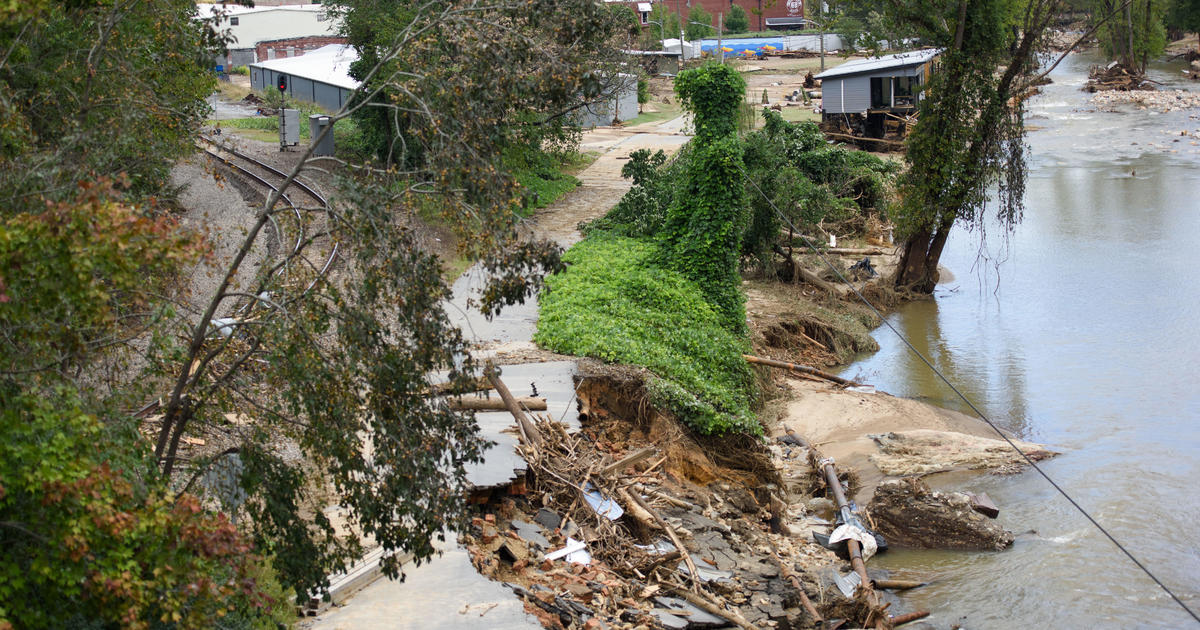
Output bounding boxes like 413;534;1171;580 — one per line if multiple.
772;244;838;293
890;610;931;626
600;446;656;476
742;353;862;387
485;364;543;449
447;394;547;412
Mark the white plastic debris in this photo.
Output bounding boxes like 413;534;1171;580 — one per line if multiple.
544;537;590;565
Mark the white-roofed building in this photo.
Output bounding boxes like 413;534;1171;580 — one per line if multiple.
197;3;342;69
249;44;360;112
815;49;940;116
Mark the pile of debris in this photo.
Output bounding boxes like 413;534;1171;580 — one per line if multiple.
461;372;947;630
1084;61;1156;92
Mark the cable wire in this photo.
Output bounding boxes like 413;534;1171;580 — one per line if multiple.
738;164;1200;624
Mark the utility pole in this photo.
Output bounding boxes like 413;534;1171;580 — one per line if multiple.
718;12;724;64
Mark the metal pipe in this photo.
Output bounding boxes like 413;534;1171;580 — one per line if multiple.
820;458;870;588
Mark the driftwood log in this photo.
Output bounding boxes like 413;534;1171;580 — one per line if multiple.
771;244;837;293
446;394;547;411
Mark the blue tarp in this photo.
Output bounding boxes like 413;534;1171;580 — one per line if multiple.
698;37;784;56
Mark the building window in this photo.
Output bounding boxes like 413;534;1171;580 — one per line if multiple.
230;16;239;25
640;11;649;24
893;75;918;106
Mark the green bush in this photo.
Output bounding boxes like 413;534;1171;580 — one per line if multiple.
581;148;678;238
725;5;749;33
231;65;249;75
535;236;758;434
740;109;897;267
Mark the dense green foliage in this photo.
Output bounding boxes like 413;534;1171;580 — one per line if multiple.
0;1;216;210
0;183;287;628
726;5;751;33
582;148;678;238
1095;0;1167;70
686;4;716;40
741;110;897;267
535;238;757;434
1168;0;1200;39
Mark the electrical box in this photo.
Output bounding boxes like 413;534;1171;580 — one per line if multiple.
280;109;300;146
309;115;334;157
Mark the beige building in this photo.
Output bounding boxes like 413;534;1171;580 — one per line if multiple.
197;3;340;69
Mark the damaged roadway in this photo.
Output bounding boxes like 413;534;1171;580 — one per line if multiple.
303;118;1057;629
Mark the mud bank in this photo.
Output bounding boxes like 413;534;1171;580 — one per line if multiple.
773;378;1056;504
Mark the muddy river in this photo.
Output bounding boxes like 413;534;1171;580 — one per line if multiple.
839;51;1200;627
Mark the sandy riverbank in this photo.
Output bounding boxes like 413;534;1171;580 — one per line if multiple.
769;379;1056;504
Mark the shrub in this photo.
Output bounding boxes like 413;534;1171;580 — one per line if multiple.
581;148;679;238
725;5;749;33
535;236;759;434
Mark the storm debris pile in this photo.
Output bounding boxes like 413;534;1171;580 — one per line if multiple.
463;408;900;629
1084;62;1156;92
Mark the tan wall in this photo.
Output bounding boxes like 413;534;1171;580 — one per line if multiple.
219;8;339;49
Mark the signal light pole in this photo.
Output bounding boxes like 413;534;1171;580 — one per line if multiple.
277;75;287;151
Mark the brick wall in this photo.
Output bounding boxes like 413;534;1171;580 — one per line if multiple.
255;35;347;63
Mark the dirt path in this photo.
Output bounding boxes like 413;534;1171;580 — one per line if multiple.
530;123;690;246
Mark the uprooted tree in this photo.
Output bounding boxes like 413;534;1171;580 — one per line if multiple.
0;0;631;625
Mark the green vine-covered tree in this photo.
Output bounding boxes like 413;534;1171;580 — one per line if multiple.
660;63;749;332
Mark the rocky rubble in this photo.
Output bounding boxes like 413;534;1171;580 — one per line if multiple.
1091;88;1200;113
462;397;898;629
868;479;1014;551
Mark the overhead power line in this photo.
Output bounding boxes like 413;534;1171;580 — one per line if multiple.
738;164;1200;625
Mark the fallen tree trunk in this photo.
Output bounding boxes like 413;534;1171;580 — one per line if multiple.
742;354;861;387
771;244;837;293
446;394;547;411
485;365;543;449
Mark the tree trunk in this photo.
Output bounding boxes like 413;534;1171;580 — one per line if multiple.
893;217;953;293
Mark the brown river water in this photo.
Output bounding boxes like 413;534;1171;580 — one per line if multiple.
838;51;1200;628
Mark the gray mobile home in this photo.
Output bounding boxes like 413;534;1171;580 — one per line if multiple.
815;49;939;138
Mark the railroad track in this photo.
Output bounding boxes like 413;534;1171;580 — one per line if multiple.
198;136;339;292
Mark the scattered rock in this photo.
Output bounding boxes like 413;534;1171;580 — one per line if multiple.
868;478;1015;551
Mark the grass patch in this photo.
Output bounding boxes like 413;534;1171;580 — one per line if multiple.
510;150;596;215
535;236;759;435
514;170;579;215
216;81;253;102
624;108;683;128
217;115;363;151
779;107;820;124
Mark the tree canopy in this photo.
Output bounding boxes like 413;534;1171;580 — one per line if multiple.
0;0;631;626
862;0;1066;291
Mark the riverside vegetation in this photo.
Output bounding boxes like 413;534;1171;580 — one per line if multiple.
537;63;898;438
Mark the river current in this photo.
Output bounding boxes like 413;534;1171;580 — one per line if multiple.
839;51;1200;628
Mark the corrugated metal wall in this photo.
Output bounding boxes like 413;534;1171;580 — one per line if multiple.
249;65;349;112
